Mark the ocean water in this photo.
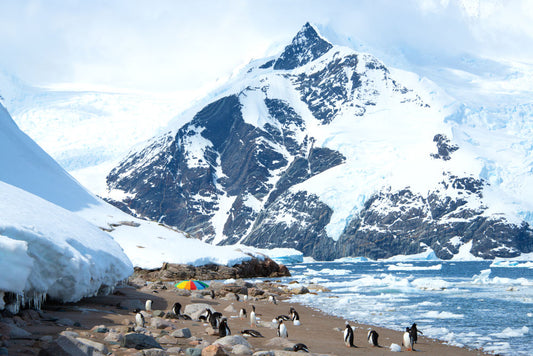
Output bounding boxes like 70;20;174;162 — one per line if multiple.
283;261;533;355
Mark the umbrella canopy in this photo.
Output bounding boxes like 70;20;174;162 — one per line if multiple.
175;280;209;290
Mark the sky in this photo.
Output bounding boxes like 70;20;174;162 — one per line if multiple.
1;0;533;93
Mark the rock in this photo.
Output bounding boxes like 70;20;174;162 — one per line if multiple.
12;316;26;327
151;317;174;329
42;334;108;356
390;343;402;352
166;347;183;355
56;318;76;327
191;292;204;299
223;304;237;313
201;344;227;356
213;335;252;349
290;285;309;295
40;335;54;343
307;284;330;293
120;299;145;311
232;344;253;355
91;325;109;333
175;289;192;297
206;327;218;336
171;328;191;338
152;310;166;317
142;348;169;356
252;352;274;356
6;324;31;338
121;333;162;350
185;348;202;356
122;318;134;326
183;304;214;321
265;337;294;349
104;331;124;343
59;331;80;338
157;335;177;345
248;288;264;297
0;347;7;356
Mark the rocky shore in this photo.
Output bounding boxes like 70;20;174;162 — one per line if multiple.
0;274;490;356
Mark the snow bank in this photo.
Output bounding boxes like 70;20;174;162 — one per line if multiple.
0;181;133;310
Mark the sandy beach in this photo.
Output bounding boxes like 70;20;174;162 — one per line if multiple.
1;278;492;356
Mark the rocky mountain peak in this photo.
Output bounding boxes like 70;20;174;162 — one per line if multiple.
274;22;333;70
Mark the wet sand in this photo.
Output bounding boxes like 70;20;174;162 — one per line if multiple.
5;283;490;355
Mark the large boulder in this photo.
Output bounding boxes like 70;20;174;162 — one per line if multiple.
183;303;214;321
121;333;162;350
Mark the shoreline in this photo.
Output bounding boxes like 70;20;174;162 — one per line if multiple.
2;277;490;355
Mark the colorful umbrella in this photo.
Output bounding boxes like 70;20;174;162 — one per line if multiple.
175;280;209;290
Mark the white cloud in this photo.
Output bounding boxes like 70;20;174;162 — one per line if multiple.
0;0;531;92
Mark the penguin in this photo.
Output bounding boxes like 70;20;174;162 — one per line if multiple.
277;319;288;338
292;310;301;326
171;302;191;320
268;295;277;304
210;289;215;299
243;295;248;303
403;327;414;351
218;317;231;338
292;343;309;353
277;314;291;321
135;312;145;328
410;323;422;344
145;299;152;312
367;329;379;347
344;323;355;347
250;305;257;327
239;308;247;320
207;309;221;329
240;329;264;338
234;293;240;302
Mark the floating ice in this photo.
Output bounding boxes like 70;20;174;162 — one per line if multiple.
491;326;529;338
420;311;464;319
388;263;442;271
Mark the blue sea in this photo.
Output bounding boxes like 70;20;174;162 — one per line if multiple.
281;260;533;355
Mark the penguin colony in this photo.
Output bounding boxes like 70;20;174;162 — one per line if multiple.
136;293;424;353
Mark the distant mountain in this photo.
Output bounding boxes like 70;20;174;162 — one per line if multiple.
106;22;533;260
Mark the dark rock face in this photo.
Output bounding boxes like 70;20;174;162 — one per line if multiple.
431;134;459;161
133;257;290;281
274;22;333;70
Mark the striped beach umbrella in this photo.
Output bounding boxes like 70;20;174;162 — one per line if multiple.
175;280;209;290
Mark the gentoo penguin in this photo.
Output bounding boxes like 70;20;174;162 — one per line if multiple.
218;317;231;337
291;310;301;326
240;329;264;337
171;302;191;320
210;289;215;299
250;305;257;327
268;295;277;304
135;312;145;328
239;308;247;320
277;314;291;321
293;343;309;353
410;323;422;344
367;329;379;347
206;309;221;329
234;293;240;301
403;327;414;351
277;319;288;338
145;299;152;312
344;323;355;347
243;295;248;303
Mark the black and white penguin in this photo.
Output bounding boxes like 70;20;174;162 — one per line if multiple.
410;323;422;344
145;299;152;312
171;302;191;320
135;312;145;328
292;310;301;326
239;308;247;320
210;289;215;299
343;323;355;347
218;317;231;338
277;319;288;338
403;327;414;351
293;343;309;353
207;309;221;329
250;305;257;327
240;329;264;338
277;314;291;321
268;295;277;304
367;329;379;347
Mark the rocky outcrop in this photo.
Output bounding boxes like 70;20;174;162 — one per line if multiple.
132;257;290;282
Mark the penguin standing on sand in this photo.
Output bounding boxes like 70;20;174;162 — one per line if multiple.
171;302;191;320
367;329;379;347
291;309;301;326
145;299;152;312
277;319;288;338
135;312;145;328
410;323;423;344
250;305;257;327
403;327;414;351
344;323;355;347
239;308;247;320
268;295;277;304
219;317;231;337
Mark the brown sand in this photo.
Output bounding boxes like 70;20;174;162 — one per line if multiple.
6;285;490;355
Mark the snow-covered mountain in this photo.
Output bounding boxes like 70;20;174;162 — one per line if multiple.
106;23;533;260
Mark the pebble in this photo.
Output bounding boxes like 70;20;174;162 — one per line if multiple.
185;348;202;356
201;344;227;356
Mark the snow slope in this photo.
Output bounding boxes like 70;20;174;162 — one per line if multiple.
0;180;132;312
